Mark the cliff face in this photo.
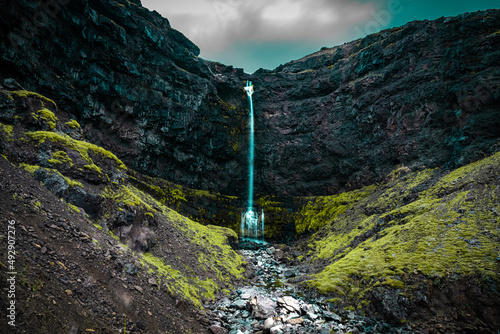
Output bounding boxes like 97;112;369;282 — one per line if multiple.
0;0;249;196
1;1;499;199
248;11;500;195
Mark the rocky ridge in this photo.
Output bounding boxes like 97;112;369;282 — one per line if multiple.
0;0;249;196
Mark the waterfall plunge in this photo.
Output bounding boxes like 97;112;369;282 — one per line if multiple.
241;81;265;239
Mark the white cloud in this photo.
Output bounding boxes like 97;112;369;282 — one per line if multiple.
141;0;374;53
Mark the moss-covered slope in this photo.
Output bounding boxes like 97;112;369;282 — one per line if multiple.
292;152;500;330
0;88;245;318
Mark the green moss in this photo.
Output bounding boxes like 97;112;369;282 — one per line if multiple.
63;176;83;188
33;108;58;129
304;152;500;308
296;185;376;234
327;297;343;304
26;131;126;172
67;203;81;213
130;172;240;232
10;90;57;108
110;232;121;241
0;122;14;137
254;195;296;239
84;163;102;174
34;201;42;210
19;163;83;188
98;173;245;308
187;222;244;281
139;252;218;307
65;119;81;129
382;278;405;289
103;185;155;213
230;127;239;152
19;163;40;174
2;90;14;101
107;180;244;280
51;151;73;167
170;187;187;206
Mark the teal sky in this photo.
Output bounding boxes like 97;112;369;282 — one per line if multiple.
141;0;499;73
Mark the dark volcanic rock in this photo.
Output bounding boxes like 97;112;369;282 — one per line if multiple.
246;11;500;195
1;1;499;198
0;0;249;195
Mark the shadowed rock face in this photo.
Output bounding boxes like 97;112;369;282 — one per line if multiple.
0;0;250;196
1;1;499;197
246;10;500;196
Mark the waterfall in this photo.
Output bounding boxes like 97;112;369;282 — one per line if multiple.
241;81;265;239
247;81;255;211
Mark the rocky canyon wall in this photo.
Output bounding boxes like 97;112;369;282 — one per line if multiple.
246;10;500;195
0;0;250;197
1;0;499;198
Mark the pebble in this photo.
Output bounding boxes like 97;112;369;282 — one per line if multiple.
263;317;274;329
148;277;158;286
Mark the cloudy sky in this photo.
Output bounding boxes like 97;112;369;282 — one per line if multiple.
141;0;499;73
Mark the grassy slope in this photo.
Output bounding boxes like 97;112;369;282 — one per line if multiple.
294;150;500;325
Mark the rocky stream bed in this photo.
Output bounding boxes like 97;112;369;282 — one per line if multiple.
205;240;412;334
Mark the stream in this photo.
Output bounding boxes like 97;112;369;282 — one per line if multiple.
206;240;411;334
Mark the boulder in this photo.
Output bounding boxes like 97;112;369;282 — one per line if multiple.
209;325;228;334
269;324;283;334
250;295;277;320
123;263;138;275
324;311;342;322
277;296;301;313
266;247;275;255
286;318;303;325
274;249;284;260
230;299;247;310
263;317;274;330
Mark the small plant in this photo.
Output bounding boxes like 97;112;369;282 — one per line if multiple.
31;278;43;294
